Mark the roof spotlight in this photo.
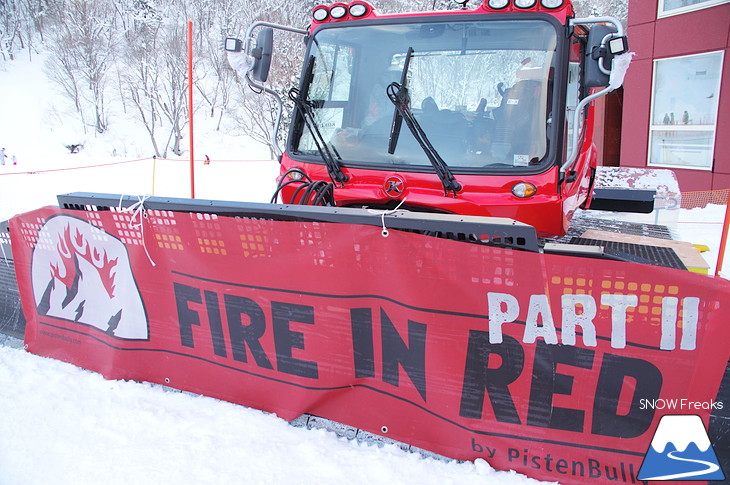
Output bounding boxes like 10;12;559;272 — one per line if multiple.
488;0;510;8
540;0;564;8
330;5;347;18
514;0;536;7
349;3;368;16
312;6;329;21
224;37;243;53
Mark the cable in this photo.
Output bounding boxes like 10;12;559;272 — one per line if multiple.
271;168;335;206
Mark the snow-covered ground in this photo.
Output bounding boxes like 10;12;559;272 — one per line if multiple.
0;49;727;485
0;340;546;485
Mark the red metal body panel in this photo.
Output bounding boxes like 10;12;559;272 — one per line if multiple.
279;111;598;238
280;158;565;237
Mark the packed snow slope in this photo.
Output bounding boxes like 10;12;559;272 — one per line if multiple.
0;342;550;485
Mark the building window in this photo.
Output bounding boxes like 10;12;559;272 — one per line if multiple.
658;0;729;18
648;51;723;170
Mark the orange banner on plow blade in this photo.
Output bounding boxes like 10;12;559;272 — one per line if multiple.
10;206;730;484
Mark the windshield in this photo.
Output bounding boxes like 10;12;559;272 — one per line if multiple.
290;19;560;172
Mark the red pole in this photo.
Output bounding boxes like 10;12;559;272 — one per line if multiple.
187;19;195;199
715;195;730;277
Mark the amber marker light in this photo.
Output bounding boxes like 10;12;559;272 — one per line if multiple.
512;182;537;198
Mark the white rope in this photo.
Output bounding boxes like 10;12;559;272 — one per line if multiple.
367;198;407;237
118;194;156;267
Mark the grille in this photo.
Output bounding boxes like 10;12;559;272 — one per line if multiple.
568;237;686;270
0;260;25;339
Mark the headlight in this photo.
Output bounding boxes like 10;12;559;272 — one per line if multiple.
330;5;347;18
514;0;536;8
512;182;537;198
540;0;564;8
312;6;329;21
349;3;368;17
488;0;510;9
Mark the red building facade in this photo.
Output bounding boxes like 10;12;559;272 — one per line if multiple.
620;0;730;191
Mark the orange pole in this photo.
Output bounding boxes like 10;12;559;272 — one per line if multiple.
715;196;730;277
187;19;195;199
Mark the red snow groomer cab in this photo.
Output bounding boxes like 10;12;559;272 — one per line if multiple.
227;0;636;238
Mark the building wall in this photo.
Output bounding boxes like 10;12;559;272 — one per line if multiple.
594;89;624;167
620;0;730;191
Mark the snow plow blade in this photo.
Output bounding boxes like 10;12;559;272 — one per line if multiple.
3;192;730;484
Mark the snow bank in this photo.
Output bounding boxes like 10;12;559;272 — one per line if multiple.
0;345;550;485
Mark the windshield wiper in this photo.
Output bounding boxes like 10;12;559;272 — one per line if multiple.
386;82;462;197
387;47;414;155
289;56;348;185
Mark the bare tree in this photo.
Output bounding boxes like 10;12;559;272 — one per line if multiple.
45;41;86;125
0;0;23;61
117;13;189;157
45;0;115;134
155;23;189;156
122;18;165;156
192;0;247;131
8;0;629;158
573;0;629;26
18;0;49;60
222;0;312;156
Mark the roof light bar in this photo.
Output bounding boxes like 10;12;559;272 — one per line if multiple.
514;0;537;7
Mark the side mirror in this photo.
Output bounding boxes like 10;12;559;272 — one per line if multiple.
251;28;274;83
584;25;628;87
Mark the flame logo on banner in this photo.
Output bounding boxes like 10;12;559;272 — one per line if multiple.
50;224;118;299
31;215;148;340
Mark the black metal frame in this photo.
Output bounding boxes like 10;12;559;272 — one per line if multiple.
588;188;656;214
57;192;540;252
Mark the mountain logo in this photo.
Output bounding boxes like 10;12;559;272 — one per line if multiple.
31;215;149;340
638;414;724;481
